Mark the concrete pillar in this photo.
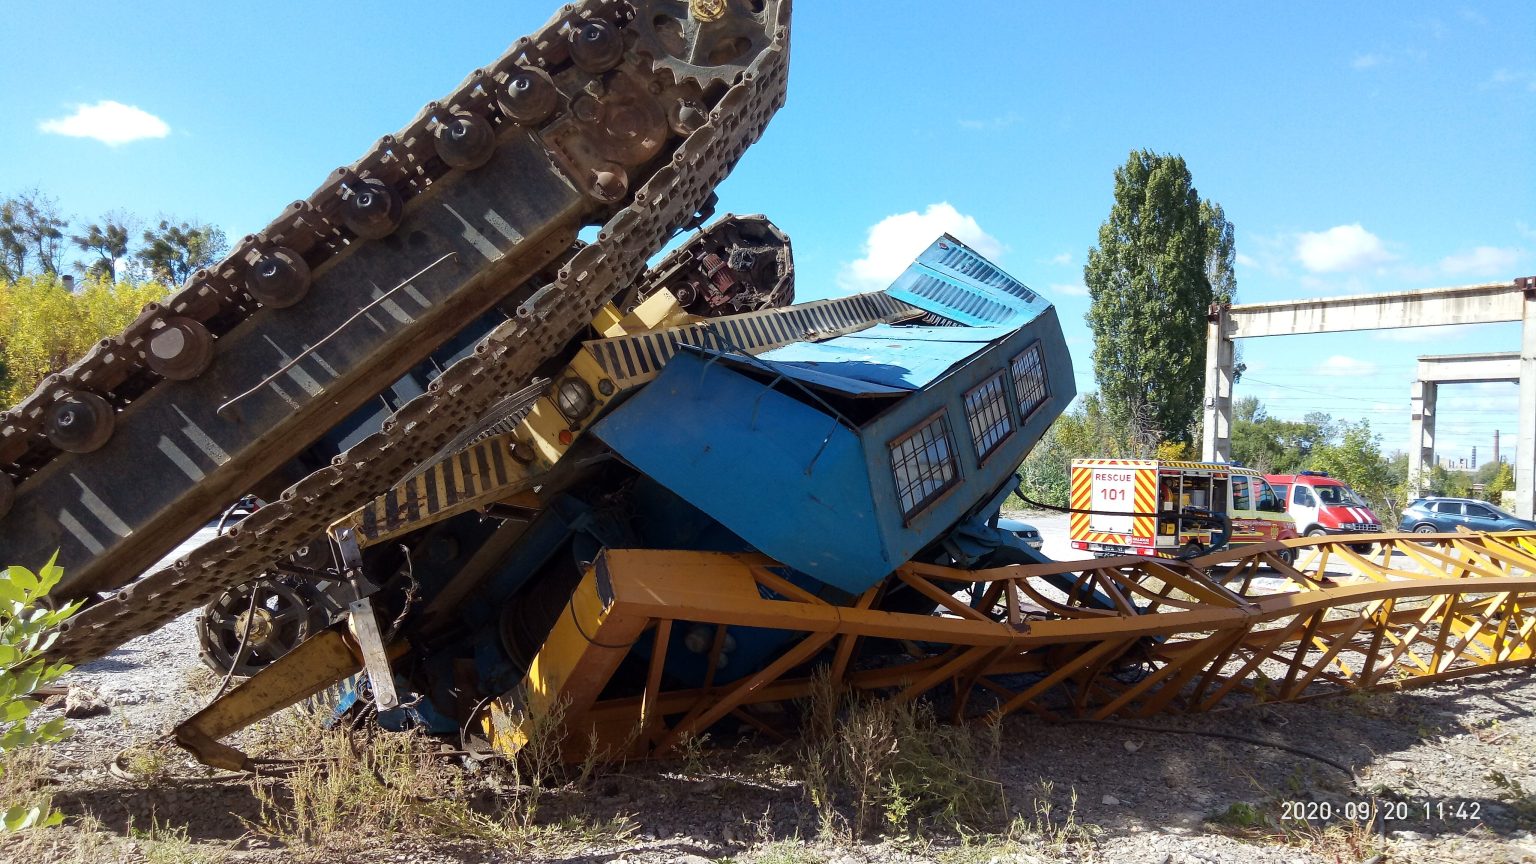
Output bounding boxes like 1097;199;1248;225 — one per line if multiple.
1201;305;1234;462
1408;380;1437;496
1516;290;1536;518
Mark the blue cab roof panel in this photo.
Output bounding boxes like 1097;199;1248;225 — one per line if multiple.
749;324;1019;393
884;234;1053;328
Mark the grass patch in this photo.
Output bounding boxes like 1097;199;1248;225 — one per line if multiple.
1208;801;1265;831
251;727;509;848
740;837;826;864
797;672;1005;839
0;749;53;829
246;690;634;855
1017;780;1096;855
114;742;177;785
130;818;229;864
1486;769;1536;826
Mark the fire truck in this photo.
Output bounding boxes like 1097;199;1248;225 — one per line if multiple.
1069;459;1297;561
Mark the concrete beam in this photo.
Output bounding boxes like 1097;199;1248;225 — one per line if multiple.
1204;276;1535;515
1201;306;1233;461
1416;352;1519;385
1407;381;1436;496
1408;353;1517;500
1519;297;1536;518
1229;281;1520;339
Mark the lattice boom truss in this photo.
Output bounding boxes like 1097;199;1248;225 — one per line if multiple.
495;531;1536;759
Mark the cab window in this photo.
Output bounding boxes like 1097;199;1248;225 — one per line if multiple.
1293;485;1315;507
1466;504;1495;519
1232;476;1252;510
1255;478;1281;512
1317;485;1346;505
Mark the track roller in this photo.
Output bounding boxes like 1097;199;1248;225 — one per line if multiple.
44;391;115;454
245;247;312;308
146;317;216;380
341;179;404;240
498;67;559;126
434;112;497;169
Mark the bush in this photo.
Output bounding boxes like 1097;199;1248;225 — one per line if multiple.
798;672;1005;839
0;556;82;831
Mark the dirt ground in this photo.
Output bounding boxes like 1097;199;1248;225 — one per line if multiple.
4;518;1536;864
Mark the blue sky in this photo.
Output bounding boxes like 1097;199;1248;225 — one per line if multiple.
3;2;1532;466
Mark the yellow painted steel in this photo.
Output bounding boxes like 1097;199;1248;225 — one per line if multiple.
173;627;369;771
333;290;916;548
490;532;1536;763
334;298;681;547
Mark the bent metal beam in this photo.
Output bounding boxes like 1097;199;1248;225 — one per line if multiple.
1202;277;1536;517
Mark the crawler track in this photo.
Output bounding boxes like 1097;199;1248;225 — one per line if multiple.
44;0;792;664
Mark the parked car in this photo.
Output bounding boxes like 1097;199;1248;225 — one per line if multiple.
1264;471;1381;538
995;516;1044;551
1397;497;1536;534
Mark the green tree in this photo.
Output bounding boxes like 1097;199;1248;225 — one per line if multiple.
1085;151;1232;445
1486;462;1515;503
1228;397;1331;474
1310;420;1402;521
1200;200;1236;306
0;557;81;831
0;274;166;405
136;219;228;285
0;191;69;280
71;214;135;282
1015;393;1146;508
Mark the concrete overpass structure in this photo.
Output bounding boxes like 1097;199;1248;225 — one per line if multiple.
1409;352;1518;495
1202;277;1536;516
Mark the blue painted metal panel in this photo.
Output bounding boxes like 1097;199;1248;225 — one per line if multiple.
885;234;1054;328
752;324;1018;391
862;307;1076;565
593;352;891;592
594;236;1077;597
712;355;911;398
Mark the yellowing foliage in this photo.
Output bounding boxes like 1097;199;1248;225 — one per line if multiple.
0;275;166;406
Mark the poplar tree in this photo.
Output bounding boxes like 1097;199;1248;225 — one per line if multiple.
1084;150;1235;445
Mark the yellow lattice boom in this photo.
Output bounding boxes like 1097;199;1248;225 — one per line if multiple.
490;530;1536;761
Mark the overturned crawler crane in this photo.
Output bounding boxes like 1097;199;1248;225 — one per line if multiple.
177;234;1536;769
173;234;1077;766
2;0;1532;767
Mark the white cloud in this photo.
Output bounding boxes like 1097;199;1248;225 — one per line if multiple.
1352;53;1386;69
38;100;169;146
1049;252;1073;266
957;111;1021;131
1482;69;1536;91
1294;224;1395;273
838;203;1003;293
1439;245;1523;278
1316;355;1378;377
1234;252;1257;268
1049;282;1089;298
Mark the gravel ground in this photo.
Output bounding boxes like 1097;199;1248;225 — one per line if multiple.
5;515;1536;863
